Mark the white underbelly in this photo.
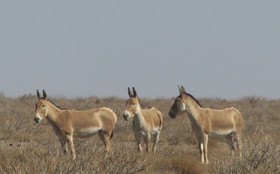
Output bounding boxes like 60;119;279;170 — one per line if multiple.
75;127;101;137
212;129;234;135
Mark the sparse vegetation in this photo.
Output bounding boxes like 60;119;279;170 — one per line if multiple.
0;94;279;173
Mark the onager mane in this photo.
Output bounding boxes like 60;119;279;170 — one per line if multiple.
46;99;64;110
184;92;203;107
169;86;244;164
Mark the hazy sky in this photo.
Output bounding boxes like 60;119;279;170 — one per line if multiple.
1;1;280;99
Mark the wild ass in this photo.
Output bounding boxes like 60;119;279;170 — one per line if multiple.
123;87;163;154
34;90;117;160
169;86;243;164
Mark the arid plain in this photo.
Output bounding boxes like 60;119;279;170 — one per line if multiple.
0;93;279;174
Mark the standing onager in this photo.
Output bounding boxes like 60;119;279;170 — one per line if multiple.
168;86;243;164
34;90;117;160
123;87;163;154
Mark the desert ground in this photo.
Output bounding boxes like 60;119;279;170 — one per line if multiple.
0;93;279;174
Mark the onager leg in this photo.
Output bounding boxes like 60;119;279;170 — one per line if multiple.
53;126;68;154
198;140;204;164
60;137;68;154
134;132;143;153
226;132;236;155
66;134;76;160
234;132;242;157
227;131;242;157
236;134;242;153
203;134;209;164
98;130;111;154
152;132;160;154
144;134;151;154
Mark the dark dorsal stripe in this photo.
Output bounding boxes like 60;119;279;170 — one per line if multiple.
39;97;64;110
184;92;203;107
47;99;64;110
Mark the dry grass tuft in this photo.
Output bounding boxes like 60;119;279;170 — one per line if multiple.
149;152;209;174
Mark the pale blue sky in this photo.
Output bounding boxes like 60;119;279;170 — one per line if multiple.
0;1;280;99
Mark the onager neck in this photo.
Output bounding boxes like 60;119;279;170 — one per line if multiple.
46;101;63;123
184;97;202;121
133;105;146;128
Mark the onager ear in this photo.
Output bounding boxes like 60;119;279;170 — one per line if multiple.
178;85;183;94
42;90;47;99
178;85;186;94
132;87;137;97
128;87;133;97
181;86;186;93
36;89;41;99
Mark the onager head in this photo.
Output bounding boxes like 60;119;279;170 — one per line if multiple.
168;86;187;118
34;90;48;123
123;87;140;121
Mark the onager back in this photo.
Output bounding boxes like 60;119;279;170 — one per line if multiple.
34;90;117;160
123;87;163;154
169;86;243;164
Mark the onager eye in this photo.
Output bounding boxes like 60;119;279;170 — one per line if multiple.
42;104;46;108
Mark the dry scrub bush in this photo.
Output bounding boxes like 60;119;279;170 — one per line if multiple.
212;135;280;174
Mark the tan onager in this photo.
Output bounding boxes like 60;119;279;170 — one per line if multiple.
169;86;243;164
123;87;163;154
34;90;117;160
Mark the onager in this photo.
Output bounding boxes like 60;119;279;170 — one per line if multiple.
169;86;243;164
34;90;117;160
123;87;163;154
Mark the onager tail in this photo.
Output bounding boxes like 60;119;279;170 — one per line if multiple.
157;110;163;131
110;130;114;140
